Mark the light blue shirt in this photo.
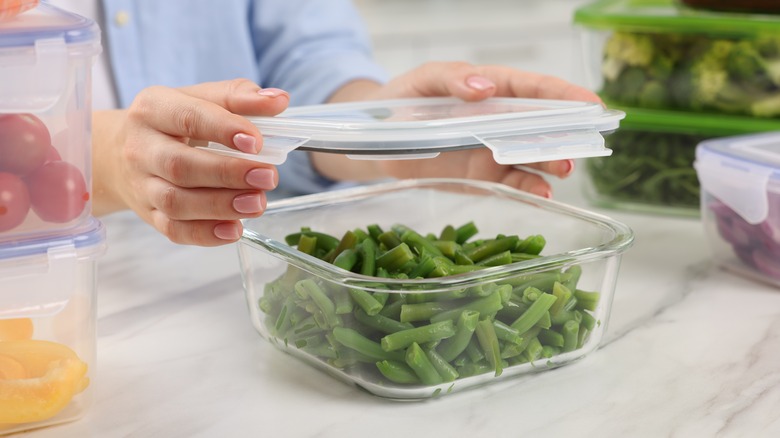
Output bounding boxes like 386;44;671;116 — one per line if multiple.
99;0;389;198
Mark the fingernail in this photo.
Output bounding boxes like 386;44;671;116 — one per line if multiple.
561;159;574;177
245;168;277;190
233;133;257;154
233;193;265;214
465;75;496;92
543;189;552;199
214;222;240;241
258;88;287;97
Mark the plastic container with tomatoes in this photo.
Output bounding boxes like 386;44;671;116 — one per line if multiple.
0;3;100;242
0;218;105;434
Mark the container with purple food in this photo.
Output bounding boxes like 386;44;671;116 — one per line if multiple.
695;132;780;287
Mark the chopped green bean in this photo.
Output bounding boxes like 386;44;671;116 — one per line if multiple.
381;320;456;352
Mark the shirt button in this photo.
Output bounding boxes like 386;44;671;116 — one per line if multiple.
114;10;130;27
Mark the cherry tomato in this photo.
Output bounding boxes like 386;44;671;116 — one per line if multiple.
25;161;88;223
0;113;51;177
0;172;31;232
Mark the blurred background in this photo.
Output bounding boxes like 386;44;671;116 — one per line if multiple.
353;0;590;86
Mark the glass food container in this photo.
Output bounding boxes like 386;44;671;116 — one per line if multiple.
238;179;634;399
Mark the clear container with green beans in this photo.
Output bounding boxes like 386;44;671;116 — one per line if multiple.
238;179;634;399
583;106;780;216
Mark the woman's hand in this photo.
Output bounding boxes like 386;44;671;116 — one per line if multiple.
316;62;602;197
92;79;289;246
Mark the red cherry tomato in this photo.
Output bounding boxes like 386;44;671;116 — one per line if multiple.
25;161;88;223
0;172;31;232
0;114;51;177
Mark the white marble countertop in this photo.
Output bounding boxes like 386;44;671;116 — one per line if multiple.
19;168;780;438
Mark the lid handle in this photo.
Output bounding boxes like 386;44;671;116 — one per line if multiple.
198;134;310;165
473;128;612;165
695;154;773;224
0;38;68;112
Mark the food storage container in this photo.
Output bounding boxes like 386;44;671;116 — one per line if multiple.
574;0;780;118
238;178;634;399
695;132;780;288
202;97;625;165
0;218;105;434
583;106;780;216
0;3;100;243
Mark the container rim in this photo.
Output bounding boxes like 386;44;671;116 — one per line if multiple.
240;178;634;292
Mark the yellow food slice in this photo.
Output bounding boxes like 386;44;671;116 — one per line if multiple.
0;318;34;341
0;340;89;424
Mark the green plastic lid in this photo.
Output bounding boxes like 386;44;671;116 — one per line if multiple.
574;0;780;36
609;103;780;135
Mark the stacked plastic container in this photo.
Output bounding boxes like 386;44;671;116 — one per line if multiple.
574;0;780;216
0;2;104;434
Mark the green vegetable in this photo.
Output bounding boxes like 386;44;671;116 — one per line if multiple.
601;31;780;117
258;222;603;388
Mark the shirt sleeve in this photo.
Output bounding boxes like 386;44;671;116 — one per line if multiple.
250;0;390;196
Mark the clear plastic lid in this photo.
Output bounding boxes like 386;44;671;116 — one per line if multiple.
695;132;780;224
0;2;99;48
201;97;625;165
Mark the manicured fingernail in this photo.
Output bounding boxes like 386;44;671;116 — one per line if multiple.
245;168;277;190
561;159;574;177
258;88;287;97
233;193;265;214
465;75;496;92
233;133;257;154
543;189;552;199
214;222;240;241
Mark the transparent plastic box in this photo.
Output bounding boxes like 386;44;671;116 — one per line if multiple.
583;106;780;216
695;133;780;288
0;218;105;434
574;0;780;118
0;3;101;243
238;179;634;399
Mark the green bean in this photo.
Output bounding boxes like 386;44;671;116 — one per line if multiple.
510;293;557;334
376;360;420;384
562;320;580;353
381;320;456;352
326;230;359;263
406;342;443;385
515;235;546;255
407;255;437;279
398;227;444;257
523;337;543;363
432;240;459;259
333;288;353;314
500;326;541;359
439;225;457;242
359;238;377;277
378;230;402;249
562;265;582;291
294;279;341;328
367;224;384;241
296;234;318;255
534;311;552;330
285;230;340;252
376;243;415;271
437;310;480;362
574;290;600;311
465;236;520;263
425;348;459;382
538;329;565;348
399;301;453;323
476;319;503;377
549;281;573;318
430;292;504;323
354;308;414;334
378;298;404;320
492;320;523;345
348;289;383;316
581;311;598;332
332;327;404;362
455;221;479;244
465;337;485;363
541;345;561;358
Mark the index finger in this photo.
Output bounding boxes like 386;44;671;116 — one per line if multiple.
476;66;603;104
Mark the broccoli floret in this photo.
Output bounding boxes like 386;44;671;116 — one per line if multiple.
728;40;780;87
604;32;655;68
637;81;669;109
